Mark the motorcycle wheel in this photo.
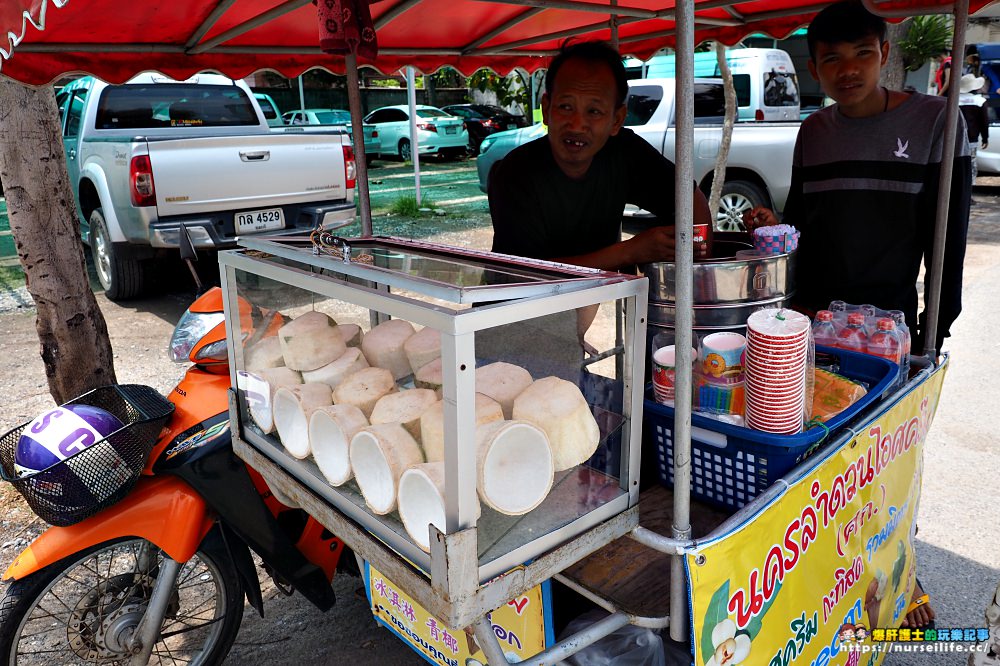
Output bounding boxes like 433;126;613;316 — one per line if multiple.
0;534;244;665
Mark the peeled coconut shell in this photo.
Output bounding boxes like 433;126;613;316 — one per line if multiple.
279;311;346;371
245;336;284;373
513;376;600;471
339;323;364;348
476;362;533;419
302;347;370;390
370;389;439;442
273;383;333;459
332;366;396;418
404;327;441;374
309;404;369;486
248;366;302;434
362;319;416;380
477;420;554;515
414;357;444;393
420;393;503;462
397;462;481;553
350;423;424;515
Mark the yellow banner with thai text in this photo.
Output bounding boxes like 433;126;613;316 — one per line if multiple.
365;563;550;666
688;360;947;666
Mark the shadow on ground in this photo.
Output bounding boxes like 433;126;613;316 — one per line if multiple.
883;538;998;665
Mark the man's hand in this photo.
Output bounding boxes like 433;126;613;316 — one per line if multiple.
626;226;678;263
742;206;779;231
983;140;989;150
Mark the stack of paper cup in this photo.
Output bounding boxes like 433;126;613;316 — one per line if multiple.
745;308;810;434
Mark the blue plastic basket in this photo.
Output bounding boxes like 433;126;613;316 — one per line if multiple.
643;347;896;510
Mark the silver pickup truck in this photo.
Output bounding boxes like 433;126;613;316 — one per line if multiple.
56;73;357;300
625;78;799;230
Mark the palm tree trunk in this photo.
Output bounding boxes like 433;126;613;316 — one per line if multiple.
709;42;737;225
0;79;117;404
882;20;911;91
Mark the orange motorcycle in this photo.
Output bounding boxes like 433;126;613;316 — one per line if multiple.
0;288;351;665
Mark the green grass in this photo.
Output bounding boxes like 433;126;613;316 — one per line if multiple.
388;194;437;217
0;265;25;290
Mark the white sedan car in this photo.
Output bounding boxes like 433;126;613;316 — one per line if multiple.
363;105;468;161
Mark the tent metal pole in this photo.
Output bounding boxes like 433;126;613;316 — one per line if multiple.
670;0;695;644
610;0;619;48
346;53;373;236
921;0;968;358
406;66;422;205
186;0;312;54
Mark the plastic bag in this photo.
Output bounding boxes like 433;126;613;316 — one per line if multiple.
810;368;867;422
557;610;665;666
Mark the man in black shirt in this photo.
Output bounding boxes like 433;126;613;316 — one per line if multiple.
489;40;712;269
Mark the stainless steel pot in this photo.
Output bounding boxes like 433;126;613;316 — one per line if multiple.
642;237;796;305
647;294;793;328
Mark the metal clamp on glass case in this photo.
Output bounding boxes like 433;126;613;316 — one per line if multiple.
219;234;647;629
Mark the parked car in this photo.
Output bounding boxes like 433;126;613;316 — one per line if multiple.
476;123;548;192
283;108;351;125
976;126;1000;175
440;104;528;153
55;74;357;300
625;48;801;122
253;92;284;127
279;108;380;164
363;105;468;161
477;78;801;231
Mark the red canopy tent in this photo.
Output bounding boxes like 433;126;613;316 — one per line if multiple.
0;3;987;658
1;0;992;85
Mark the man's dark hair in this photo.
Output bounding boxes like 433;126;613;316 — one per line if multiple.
806;1;887;60
545;40;628;107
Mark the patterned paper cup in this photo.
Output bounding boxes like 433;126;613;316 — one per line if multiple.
746;337;809;354
746;400;805;420
746;418;803;435
701;332;747;383
652;345;698;404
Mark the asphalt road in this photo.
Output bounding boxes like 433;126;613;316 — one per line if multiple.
0;170;997;665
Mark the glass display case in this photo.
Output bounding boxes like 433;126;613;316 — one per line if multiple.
220;235;647;584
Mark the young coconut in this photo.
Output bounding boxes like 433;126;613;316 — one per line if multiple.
414;357;444;394
475;362;533;419
419;393;504;462
309;404;369;486
245;336;284;373
397;462;481;553
361;318;416;380
248;366;302;434
272;383;333;459
512;376;600;471
403;327;441;374
369;389;439;442
302;347;369;390
278;311;346;371
332;366;396;418
477;420;554;515
349;423;424;515
339;323;364;348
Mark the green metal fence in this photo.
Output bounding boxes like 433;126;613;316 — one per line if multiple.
0;199;17;268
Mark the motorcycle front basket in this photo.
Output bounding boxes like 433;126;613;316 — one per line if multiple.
0;384;174;527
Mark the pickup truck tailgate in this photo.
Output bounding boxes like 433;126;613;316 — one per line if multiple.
147;134;347;218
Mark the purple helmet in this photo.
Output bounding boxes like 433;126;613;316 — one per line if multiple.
15;405;124;476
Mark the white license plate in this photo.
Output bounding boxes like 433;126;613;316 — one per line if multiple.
445;126;457;134
236;208;285;233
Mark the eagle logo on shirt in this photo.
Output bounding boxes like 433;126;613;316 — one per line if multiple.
893;138;910;159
